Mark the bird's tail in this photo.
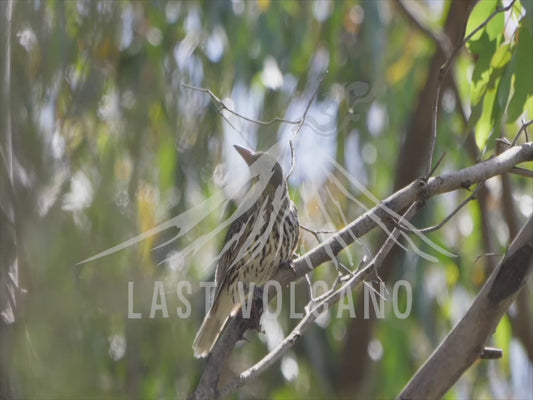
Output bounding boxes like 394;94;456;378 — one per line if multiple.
193;291;239;358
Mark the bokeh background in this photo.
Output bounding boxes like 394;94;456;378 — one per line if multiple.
1;1;532;399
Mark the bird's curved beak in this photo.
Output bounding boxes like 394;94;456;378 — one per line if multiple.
233;145;257;166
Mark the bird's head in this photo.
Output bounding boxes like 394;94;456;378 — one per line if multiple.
233;145;285;193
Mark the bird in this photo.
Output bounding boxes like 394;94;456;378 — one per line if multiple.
193;144;299;358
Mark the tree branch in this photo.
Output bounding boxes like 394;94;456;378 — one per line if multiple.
398;214;533;400
279;143;533;285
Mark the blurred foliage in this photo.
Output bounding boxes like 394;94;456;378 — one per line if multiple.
1;0;532;399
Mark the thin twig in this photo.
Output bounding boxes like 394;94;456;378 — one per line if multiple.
426;83;442;178
300;225;323;245
181;82;301;126
429;152;447;178
398;184;482;234
473;252;501;265
337;261;353;276
299;224;336;236
293;71;327;137
363;280;389;302
286;71;327;179
508;166;533;178
511;119;533;146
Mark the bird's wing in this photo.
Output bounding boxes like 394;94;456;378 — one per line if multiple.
213;206;256;296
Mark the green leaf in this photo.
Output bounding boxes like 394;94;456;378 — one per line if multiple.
485;4;505;41
508;21;533;121
490;43;512;69
511;0;524;20
470;33;493;106
494;56;514;127
469;29;507;106
476;86;497;151
465;0;504;42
